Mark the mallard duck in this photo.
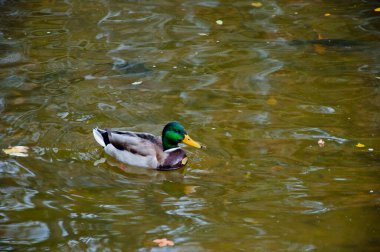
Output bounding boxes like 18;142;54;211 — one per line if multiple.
92;121;202;170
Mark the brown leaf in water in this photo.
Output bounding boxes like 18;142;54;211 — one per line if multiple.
313;44;326;54
153;238;174;247
314;33;327;54
271;166;285;172
184;185;198;195
3;146;29;157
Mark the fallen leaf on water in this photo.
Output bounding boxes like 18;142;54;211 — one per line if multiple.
375;77;380;80
244;171;252;179
324;13;331;16
3;146;29;157
318;139;325;147
13;97;26;105
266;96;278;106
184;185;198;194
94;157;106;166
313;44;326;54
356;143;365;148
251;2;263;8
153;238;174;247
216;20;223;25
317;33;324;40
375;7;380;12
131;80;143;85
271;166;285;172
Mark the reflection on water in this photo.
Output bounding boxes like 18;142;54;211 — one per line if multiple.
1;0;380;251
0;221;50;245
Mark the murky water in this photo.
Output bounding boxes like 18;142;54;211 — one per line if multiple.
1;0;380;251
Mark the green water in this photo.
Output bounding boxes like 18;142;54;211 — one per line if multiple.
1;0;379;251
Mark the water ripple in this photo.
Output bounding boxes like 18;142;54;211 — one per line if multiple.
298;104;337;114
290;128;348;144
0;221;50;245
0;160;35;179
0;0;379;250
0;187;37;211
163;196;208;226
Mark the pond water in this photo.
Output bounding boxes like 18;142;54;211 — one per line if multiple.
1;0;379;251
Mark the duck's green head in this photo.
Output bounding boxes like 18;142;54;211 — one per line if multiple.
162;121;201;151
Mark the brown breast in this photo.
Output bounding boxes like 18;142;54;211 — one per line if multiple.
157;149;187;171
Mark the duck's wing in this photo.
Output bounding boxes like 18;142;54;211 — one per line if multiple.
100;129;163;155
113;131;162;155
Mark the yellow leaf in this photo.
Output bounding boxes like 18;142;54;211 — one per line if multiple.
324;13;331;16
184;185;198;194
374;7;380;12
3;146;29;157
356;143;365;148
244;171;252;178
266;96;278;106
251;2;263;8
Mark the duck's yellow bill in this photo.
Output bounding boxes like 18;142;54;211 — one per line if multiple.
182;134;201;148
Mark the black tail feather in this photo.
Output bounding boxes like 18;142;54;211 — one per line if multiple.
102;129;111;146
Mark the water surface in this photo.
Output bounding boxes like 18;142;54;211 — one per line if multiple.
0;0;379;251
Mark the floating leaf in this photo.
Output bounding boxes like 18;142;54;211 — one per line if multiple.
374;7;380;12
324;13;331;16
216;20;223;25
313;44;326;54
94;158;106;166
3;146;29;157
153;238;174;247
356;143;365;148
271;166;284;172
131;80;143;85
318;139;325;147
184;185;198;194
266;96;278;106
251;2;263;8
244;171;252;178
